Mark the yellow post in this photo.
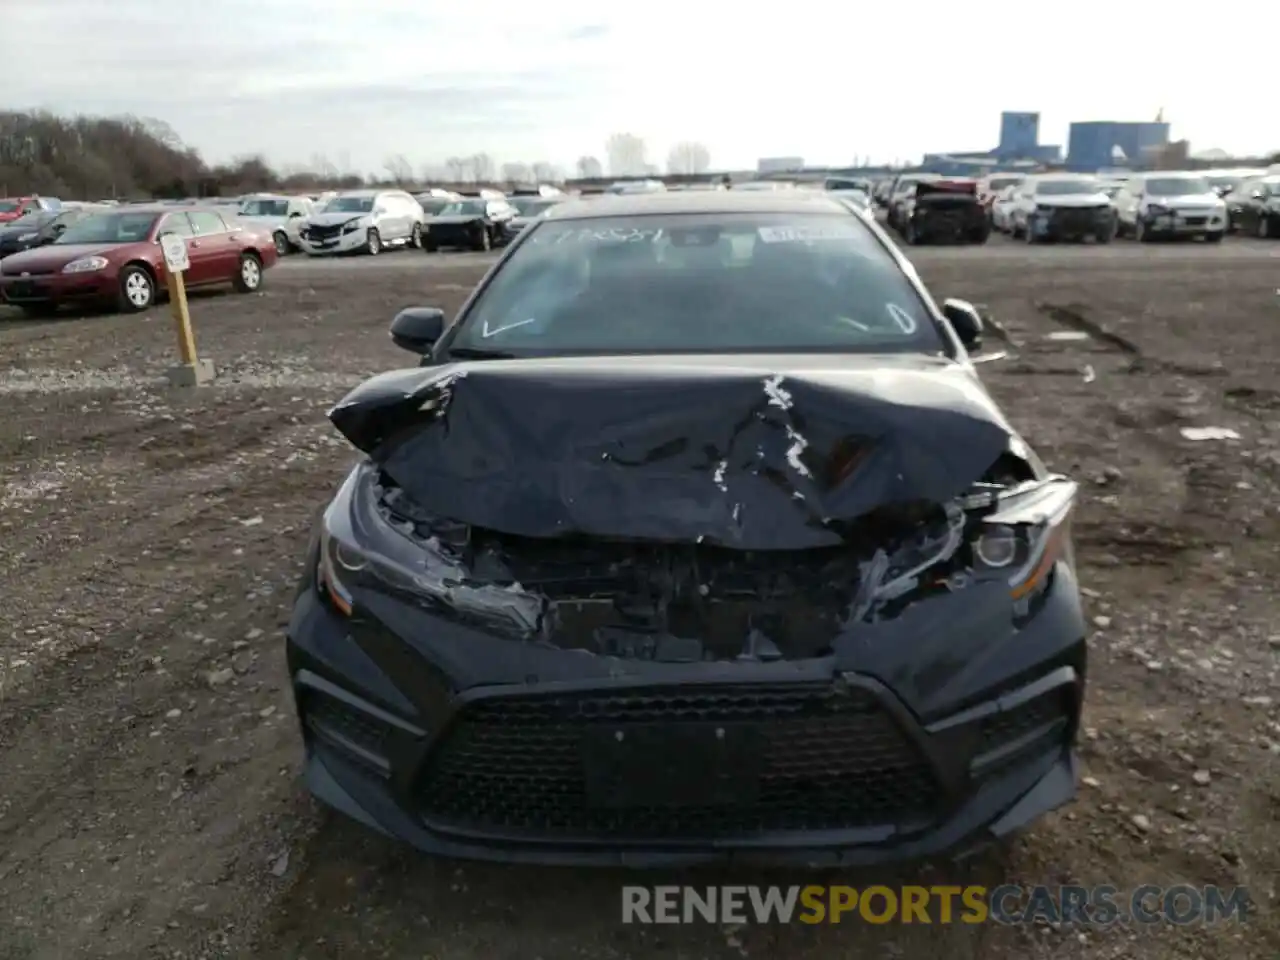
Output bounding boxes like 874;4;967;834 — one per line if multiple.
166;267;198;365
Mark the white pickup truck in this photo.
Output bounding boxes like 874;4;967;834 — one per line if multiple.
235;194;315;256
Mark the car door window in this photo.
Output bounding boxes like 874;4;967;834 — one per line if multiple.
188;211;226;235
157;212;195;237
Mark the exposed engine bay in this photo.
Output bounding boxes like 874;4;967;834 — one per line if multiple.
353;454;1074;664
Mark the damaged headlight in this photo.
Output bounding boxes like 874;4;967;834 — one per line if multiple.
969;476;1077;603
315;464;544;635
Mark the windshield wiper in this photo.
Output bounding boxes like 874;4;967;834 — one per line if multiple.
447;346;517;360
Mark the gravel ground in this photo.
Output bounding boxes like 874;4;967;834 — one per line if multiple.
1;239;1278;959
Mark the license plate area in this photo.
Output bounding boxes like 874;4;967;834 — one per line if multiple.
583;722;762;808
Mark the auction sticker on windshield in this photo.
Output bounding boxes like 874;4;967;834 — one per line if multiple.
757;225;862;243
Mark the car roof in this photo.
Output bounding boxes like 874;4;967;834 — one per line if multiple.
80;205;225;216
543;190;855;221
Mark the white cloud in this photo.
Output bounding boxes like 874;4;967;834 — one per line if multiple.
2;0;1272;173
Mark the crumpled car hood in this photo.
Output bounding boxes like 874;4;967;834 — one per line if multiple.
328;354;1017;550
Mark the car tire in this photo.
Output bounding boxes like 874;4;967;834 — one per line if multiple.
366;228;382;256
1204;230;1224;243
423;240;438;253
1024;216;1038;244
273;231;289;257
410;223;423;249
477;228;491;252
1258;216;1271;239
19;303;58;318
903;222;919;245
1135;219;1150;243
117;264;155;313
234;252;263;293
1095;221;1115;244
969;227;990;245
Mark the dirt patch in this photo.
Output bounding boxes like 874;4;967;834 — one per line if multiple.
0;250;1277;960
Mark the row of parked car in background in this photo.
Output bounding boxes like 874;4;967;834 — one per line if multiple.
3;162;1277;318
869;165;1280;245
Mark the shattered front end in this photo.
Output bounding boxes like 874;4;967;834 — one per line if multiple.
287;359;1088;866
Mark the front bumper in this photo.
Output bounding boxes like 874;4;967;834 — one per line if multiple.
0;269;118;306
1139;209;1227;235
286;538;1088;867
297;226;370;255
425;223;487;249
1029;208;1115;240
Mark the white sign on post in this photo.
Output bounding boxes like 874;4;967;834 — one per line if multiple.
161;234;190;273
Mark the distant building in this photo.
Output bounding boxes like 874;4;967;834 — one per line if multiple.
757;156;805;174
997;112;1040;158
1066;122;1171;172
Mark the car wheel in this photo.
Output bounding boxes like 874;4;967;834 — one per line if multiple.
273;231;289;257
234;252;263;293
1095;221;1115;244
1024;216;1037;243
19;303;58;318
1204;230;1224;244
1258;216;1271;239
1135;219;1149;243
118;265;155;313
423;240;438;253
903;221;917;245
410;222;423;249
477;228;491;252
366;228;382;255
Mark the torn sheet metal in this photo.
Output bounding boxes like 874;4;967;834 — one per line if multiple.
329;355;1018;551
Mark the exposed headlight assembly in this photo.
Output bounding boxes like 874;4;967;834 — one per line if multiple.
316;464;543;635
969;477;1077;602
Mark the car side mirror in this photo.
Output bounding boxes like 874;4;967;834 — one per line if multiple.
1251;191;1265;200
942;298;983;352
289;211;302;218
390;306;445;354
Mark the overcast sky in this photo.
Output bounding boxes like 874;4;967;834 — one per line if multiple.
5;0;1274;175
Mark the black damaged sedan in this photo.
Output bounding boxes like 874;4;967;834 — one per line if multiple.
288;191;1087;866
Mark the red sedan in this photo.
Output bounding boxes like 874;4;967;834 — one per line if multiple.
0;205;278;317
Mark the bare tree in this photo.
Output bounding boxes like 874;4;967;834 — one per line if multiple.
501;162;532;184
383;154;414;184
530;161;557;183
666;141;711;175
419;162;449;183
576;155;603;179
471;152;495;183
445;156;467;182
605;133;648;177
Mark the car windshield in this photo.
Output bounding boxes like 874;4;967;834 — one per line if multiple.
440;200;486;216
53;211;158;244
322;196;375;213
989;177;1022;191
1145;177;1211;196
447;213;945;357
1036;180;1099;196
239;198;290;216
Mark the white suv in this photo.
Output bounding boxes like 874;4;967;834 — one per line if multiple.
297;189;426;256
236;193;314;256
1113;173;1228;243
